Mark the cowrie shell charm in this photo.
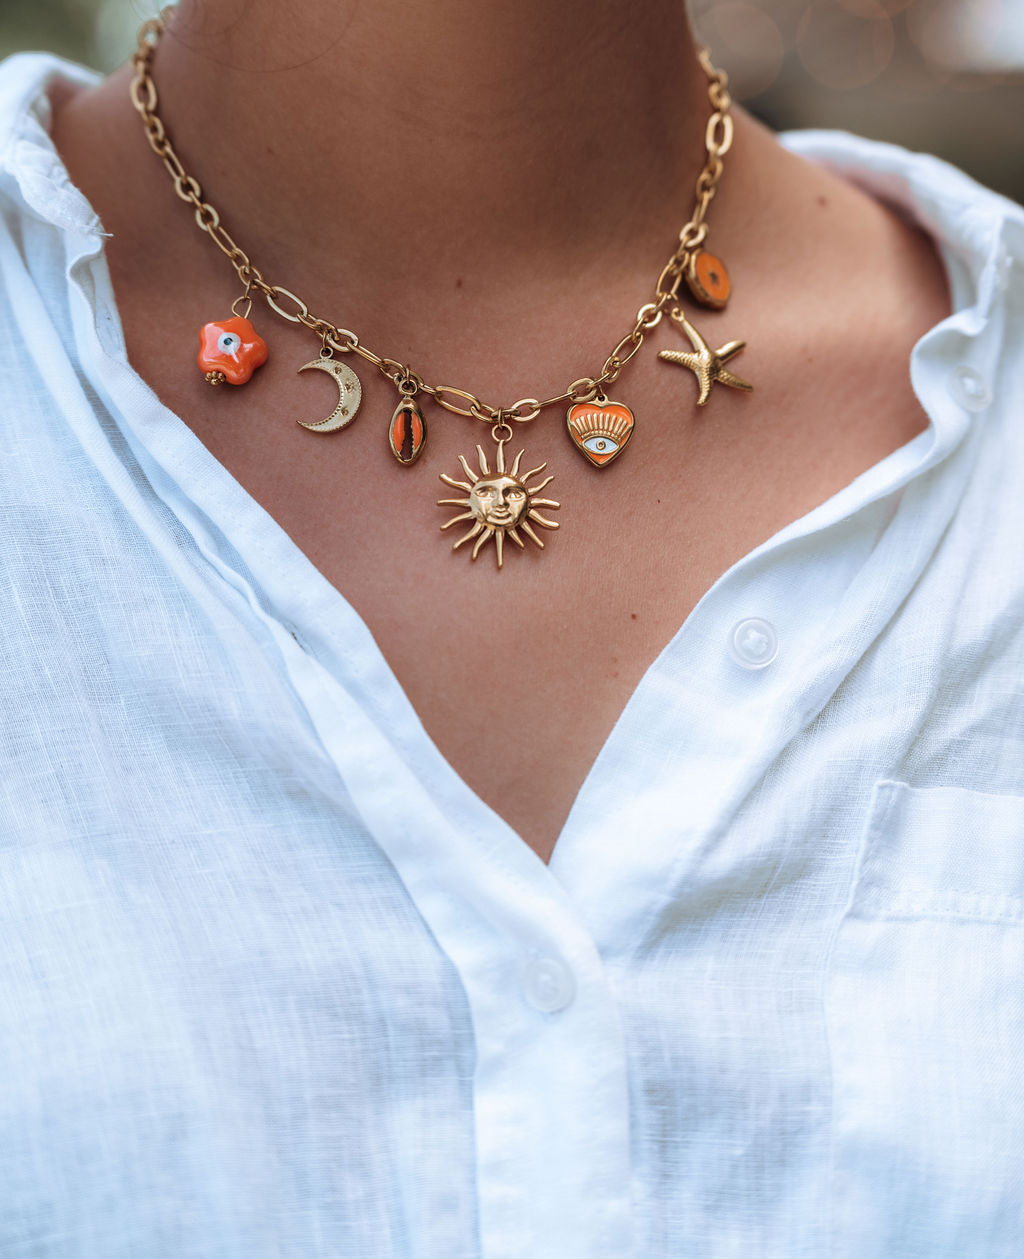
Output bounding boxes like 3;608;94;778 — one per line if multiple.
566;395;635;467
389;396;427;464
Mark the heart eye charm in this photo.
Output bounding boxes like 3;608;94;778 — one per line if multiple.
566;396;635;467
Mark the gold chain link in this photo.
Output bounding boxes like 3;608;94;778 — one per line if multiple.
130;7;732;426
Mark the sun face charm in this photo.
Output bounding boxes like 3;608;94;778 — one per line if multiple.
438;440;560;569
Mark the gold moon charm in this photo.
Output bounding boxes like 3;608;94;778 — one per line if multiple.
438;439;560;569
295;356;363;432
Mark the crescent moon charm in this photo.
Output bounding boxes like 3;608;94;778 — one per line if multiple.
295;356;363;433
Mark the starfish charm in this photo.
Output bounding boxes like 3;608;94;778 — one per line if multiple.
657;309;753;407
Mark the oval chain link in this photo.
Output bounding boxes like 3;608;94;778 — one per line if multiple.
130;10;732;429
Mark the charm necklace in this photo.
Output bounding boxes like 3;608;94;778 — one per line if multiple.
130;7;752;570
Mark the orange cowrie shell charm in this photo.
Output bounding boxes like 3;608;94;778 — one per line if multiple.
389;396;427;465
197;316;269;386
566;395;635;467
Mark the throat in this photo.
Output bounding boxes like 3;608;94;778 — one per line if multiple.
152;0;708;282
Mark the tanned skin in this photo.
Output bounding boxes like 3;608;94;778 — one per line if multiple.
51;0;949;862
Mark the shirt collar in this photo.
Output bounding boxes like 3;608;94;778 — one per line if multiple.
0;52;104;240
781;128;1022;330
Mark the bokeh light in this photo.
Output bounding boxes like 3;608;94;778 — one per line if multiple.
698;3;787;99
796;0;895;90
690;0;1024;203
839;0;916;16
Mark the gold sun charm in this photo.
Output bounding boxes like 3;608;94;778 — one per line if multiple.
438;439;560;568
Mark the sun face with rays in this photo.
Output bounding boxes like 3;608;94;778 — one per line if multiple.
438;440;560;568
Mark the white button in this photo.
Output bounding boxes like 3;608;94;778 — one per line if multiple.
523;957;576;1013
730;618;778;669
950;365;992;413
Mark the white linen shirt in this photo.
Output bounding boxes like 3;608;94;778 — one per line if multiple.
1;51;1023;1259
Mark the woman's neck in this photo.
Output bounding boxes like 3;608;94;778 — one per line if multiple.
154;0;710;284
54;0;813;392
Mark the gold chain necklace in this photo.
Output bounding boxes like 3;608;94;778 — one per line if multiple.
130;6;752;569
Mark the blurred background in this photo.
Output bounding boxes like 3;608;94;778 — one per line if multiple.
1;0;1022;202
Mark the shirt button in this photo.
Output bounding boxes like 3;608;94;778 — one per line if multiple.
730;618;778;669
950;364;992;413
523;957;576;1013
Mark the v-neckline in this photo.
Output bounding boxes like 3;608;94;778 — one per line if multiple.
37;76;978;889
73;218;951;877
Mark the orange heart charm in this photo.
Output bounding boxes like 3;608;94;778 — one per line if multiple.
566;397;635;467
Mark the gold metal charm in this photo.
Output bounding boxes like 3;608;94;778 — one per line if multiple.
657;307;752;406
389;378;427;465
566;393;634;467
296;348;363;432
438;432;560;569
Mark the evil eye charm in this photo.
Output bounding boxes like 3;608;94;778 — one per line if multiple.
566;397;635;467
197;316;269;386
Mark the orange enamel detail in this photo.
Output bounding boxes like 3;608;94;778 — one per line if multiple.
688;251;731;310
197;316;269;385
389;398;427;464
566;399;635;467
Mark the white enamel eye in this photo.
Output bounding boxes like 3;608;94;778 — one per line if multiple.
583;434;619;454
217;331;242;357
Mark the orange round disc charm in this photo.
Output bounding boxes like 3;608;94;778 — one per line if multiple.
686;250;731;310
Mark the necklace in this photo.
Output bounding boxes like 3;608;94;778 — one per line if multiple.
130;7;752;569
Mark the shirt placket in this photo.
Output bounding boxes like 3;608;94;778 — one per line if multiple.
550;338;979;954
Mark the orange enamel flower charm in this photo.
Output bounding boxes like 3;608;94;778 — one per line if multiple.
197;316;269;386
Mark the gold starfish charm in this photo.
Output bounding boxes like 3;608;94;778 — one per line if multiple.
657;308;753;407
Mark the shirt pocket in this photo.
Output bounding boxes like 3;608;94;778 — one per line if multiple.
826;780;1024;1259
